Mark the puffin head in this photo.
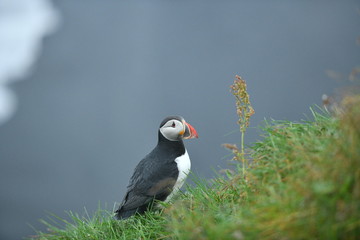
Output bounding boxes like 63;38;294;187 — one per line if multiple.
159;116;198;141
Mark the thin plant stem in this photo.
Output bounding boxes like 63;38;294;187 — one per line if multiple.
241;130;245;177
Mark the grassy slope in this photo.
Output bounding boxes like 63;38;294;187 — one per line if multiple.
31;97;360;240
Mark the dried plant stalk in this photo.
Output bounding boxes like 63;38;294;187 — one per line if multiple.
229;75;255;177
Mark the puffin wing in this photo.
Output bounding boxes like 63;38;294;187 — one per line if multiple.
115;153;179;219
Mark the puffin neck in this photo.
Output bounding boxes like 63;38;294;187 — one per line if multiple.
157;131;186;154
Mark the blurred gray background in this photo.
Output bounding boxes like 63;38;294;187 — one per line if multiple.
0;1;359;239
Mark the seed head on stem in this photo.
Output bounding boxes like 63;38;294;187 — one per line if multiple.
228;75;255;177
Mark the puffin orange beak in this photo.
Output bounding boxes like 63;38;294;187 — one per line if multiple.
183;122;198;139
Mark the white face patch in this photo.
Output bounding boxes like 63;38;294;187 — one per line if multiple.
159;119;185;141
165;150;191;202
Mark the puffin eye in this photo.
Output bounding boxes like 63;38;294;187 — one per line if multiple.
171;122;176;128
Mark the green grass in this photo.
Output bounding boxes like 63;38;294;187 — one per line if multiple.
30;97;360;240
31;208;170;240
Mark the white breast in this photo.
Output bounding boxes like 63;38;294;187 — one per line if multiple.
165;150;191;202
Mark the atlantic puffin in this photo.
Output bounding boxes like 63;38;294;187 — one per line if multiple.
115;116;198;219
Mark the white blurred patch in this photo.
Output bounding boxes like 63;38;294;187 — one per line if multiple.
0;0;60;125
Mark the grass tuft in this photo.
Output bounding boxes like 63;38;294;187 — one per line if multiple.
167;95;360;240
30;207;169;240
